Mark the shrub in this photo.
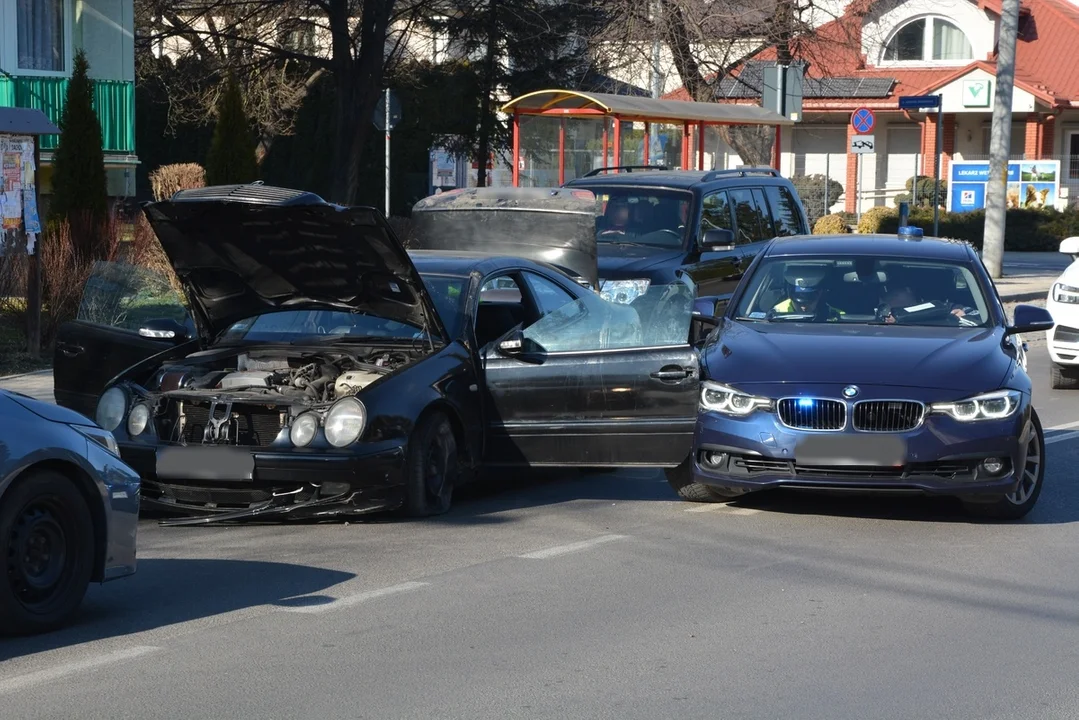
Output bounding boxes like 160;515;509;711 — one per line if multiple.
205;76;259;186
874;207;1062;251
857;206;897;234
813;213;852;234
150;163;206;201
791;174;844;225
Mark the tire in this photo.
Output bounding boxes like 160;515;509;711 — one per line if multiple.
962;409;1045;521
664;456;746;503
403;412;458;517
0;470;95;636
1050;363;1079;390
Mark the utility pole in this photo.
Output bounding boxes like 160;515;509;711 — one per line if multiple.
650;1;662;99
982;0;1022;278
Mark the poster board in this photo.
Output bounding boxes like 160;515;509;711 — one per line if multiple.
948;159;1061;213
0;134;39;234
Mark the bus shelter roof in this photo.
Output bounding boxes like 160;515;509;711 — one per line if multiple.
501;89;793;126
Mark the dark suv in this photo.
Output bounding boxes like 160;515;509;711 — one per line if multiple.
564;167;810;306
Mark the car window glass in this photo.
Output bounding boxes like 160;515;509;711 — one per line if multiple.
590;188;692;249
765;185;804;236
752;188;778;238
523;272;576;316
732;255;990;327
729;188;768;244
475;274;528;348
520;282;694;352
77;260;190;332
700;191;734;234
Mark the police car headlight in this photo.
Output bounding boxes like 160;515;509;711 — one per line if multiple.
931;390;1021;422
324;398;367;447
700;381;771;416
600;279;650;304
290;412;320;447
95;386;128;432
1051;283;1079;304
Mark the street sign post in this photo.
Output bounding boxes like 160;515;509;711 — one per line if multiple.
849;108;876;221
898;94;943;236
850;134;875;154
374;89;403;217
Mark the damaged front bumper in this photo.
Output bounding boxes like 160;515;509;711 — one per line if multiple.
118;440;408;525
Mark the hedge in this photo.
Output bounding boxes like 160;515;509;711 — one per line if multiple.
871;207;1079;251
857;206;897;234
813;214;853;234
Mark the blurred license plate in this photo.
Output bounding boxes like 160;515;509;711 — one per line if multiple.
796;435;906;467
157;446;254;481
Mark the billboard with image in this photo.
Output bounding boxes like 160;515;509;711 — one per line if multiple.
948;160;1060;213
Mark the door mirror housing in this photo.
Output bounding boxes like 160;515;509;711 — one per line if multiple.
1007;304;1054;335
138;318;190;343
1060;236;1079;260
701;228;736;251
497;329;525;357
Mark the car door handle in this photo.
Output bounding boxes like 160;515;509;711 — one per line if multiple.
56;342;84;357
651;366;693;381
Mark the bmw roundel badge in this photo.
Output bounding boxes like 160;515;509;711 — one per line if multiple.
843;385;859;398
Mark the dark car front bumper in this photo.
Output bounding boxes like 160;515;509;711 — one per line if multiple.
691;408;1030;497
118;440;407;523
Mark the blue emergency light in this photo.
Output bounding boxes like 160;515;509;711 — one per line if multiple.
898;226;923;241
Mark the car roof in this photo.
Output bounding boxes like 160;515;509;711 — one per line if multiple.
764;234;977;262
566;168;789;191
408;249;574;280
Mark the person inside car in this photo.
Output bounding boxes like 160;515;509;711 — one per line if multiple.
771;266;844;321
599;197;631;236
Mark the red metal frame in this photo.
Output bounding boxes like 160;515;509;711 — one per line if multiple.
681;123;690;170
643;122;650;165
558;118;566;185
602;120;609;169
613;118;622;169
697;122;706;171
773;125;782;171
512;111;521;186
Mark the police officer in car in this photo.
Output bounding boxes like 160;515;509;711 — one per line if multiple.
771;266;844;321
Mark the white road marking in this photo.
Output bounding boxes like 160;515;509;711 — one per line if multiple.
519;534;627;559
1048;420;1079;431
278;581;428;614
685;504;761;515
1046;430;1079;445
0;646;159;695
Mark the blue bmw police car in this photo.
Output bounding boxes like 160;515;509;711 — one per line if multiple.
669;230;1056;519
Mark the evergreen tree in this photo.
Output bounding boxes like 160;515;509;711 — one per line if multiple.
205;76;259;186
49;49;108;235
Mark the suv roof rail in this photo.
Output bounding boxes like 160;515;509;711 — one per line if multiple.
700;167;782;182
582;165;670;177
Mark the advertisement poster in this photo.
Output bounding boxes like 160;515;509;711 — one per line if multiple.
948;160;1060;213
0;135;36;232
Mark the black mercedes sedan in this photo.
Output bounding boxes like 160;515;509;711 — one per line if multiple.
52;184;701;524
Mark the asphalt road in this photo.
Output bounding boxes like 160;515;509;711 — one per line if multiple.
1;340;1077;719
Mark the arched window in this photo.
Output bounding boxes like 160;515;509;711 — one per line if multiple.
883;17;973;63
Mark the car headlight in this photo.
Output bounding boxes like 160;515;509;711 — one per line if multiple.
600;279;650;304
95;386;128;432
324;398;367;447
290;411;320;447
699;381;771;416
931;390;1021;422
1052;282;1079;304
127;402;151;436
75;425;120;457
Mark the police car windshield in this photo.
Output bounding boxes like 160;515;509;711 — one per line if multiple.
733;255;991;327
590;188;692;249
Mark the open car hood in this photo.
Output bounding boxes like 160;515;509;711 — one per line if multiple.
144;185;447;342
410;187;599;289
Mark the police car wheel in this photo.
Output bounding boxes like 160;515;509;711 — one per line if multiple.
961;410;1044;521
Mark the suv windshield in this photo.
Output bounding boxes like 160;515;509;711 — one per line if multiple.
733;255;991;327
589;188;692;249
218;274;468;343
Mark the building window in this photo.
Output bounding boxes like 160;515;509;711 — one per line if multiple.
17;0;66;72
882;17;972;63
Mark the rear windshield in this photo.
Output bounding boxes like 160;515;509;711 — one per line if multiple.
588;187;693;249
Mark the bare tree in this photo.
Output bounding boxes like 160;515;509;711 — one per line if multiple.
136;0;434;203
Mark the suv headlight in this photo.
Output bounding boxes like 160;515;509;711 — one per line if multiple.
600;279;650;304
700;381;771;416
324;398;367;447
95;386;128;432
1052;283;1079;304
931;390;1021;422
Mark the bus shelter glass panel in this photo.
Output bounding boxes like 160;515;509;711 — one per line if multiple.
564;117;608;183
519;114;561;187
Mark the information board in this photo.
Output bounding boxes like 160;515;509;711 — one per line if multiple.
948;159;1061;213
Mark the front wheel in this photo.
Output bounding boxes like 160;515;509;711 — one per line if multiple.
404;412;458;517
0;470;95;636
1050;363;1079;390
664;456;747;503
962;410;1045;520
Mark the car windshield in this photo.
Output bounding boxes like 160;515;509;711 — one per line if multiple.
589;187;692;249
733;255;992;327
218;274;468;343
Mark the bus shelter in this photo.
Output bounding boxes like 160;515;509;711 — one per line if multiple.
500;90;793;187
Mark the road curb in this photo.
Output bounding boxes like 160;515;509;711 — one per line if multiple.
0;368;52;382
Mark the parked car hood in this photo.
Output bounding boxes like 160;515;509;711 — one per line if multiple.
703;321;1014;393
597;245;688;278
4;390;96;427
144;185;448;342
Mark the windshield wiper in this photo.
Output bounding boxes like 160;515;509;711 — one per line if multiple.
766;313;817;322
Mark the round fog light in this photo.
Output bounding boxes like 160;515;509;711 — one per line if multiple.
127;403;150;436
702;451;728;468
982;457;1004;474
290;412;319;447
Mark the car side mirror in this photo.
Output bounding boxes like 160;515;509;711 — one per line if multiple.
1007;304;1054;335
1060;236;1079;261
701;228;736;251
497;329;525;357
138;318;190;343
